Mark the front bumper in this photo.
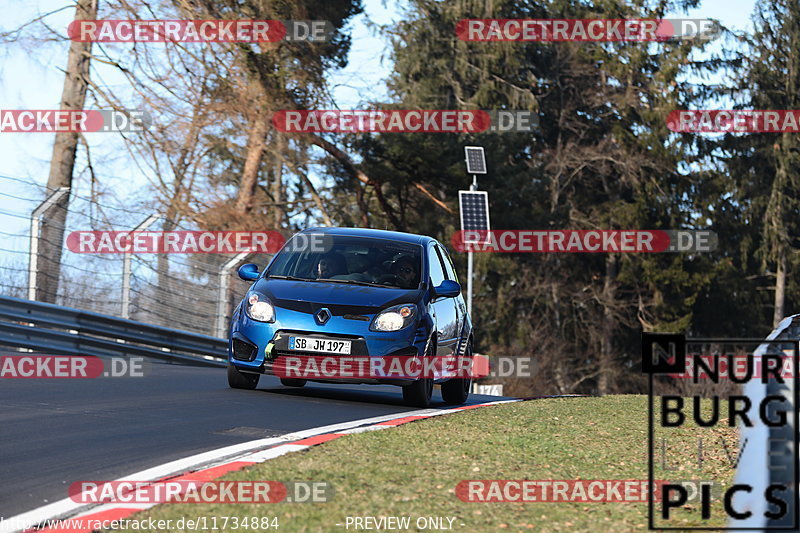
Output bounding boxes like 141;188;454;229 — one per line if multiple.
229;304;428;383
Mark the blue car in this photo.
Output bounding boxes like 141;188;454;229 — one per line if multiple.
227;227;473;406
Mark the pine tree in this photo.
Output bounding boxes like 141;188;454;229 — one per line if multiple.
749;0;800;326
330;0;714;394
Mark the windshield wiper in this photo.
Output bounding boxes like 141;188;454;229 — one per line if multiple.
321;278;398;288
266;274;313;281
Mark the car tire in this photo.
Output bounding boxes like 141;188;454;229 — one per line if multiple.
402;341;435;407
403;377;433;407
280;378;307;387
442;341;473;405
227;362;260;390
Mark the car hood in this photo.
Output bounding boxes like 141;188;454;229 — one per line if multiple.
251;278;423;315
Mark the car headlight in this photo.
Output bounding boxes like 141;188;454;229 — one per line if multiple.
370;304;417;332
245;293;275;322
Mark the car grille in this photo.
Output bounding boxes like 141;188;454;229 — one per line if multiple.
273;299;379;316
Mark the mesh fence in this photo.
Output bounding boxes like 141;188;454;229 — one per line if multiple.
0;175;262;337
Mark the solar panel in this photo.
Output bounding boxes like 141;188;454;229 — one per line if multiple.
464;146;487;174
459;191;490;244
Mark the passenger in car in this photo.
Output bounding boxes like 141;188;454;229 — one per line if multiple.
315;253;348;279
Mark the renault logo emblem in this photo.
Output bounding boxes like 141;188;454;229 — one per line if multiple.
315;308;331;325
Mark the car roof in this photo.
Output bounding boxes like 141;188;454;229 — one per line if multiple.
298;227;434;246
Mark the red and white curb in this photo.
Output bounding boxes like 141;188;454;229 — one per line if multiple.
3;400;520;533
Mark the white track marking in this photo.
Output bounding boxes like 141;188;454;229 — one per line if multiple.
1;400;518;532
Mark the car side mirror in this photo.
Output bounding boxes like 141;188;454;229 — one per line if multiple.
238;263;260;281
433;279;461;299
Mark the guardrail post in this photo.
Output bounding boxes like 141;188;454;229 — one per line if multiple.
121;214;161;319
215;252;251;338
28;187;70;301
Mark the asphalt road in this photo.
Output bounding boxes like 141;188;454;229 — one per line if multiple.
0;362;509;518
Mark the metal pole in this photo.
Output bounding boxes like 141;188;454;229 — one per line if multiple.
121;214;161;319
28;188;70;301
467;176;477;317
215;251;251;338
467;250;473;316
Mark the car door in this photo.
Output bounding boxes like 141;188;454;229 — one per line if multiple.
428;243;459;357
437;244;467;352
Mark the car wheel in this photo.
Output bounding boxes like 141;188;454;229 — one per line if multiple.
403;376;433;407
441;341;473;405
280;378;307;387
227;362;260;390
402;341;435;407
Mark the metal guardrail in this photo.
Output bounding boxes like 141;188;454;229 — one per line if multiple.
0;295;227;367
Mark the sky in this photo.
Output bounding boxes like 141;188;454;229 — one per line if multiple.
0;0;403;254
0;0;759;256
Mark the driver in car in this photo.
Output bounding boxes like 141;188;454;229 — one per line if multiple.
390;254;419;289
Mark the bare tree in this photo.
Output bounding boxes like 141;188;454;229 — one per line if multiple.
37;0;98;302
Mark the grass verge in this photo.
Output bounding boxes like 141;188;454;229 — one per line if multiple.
104;395;737;532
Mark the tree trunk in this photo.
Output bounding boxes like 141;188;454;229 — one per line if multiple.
773;253;786;327
298;172;333;226
235;112;269;214
355;185;369;227
155;213;176;326
271;136;285;228
36;0;97;302
598;254;617;395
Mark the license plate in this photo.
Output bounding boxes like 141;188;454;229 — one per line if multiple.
288;336;351;355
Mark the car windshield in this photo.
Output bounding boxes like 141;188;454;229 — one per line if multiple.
266;234;423;289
